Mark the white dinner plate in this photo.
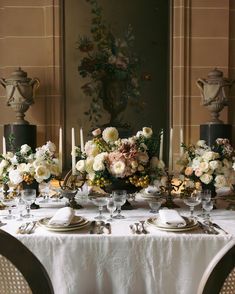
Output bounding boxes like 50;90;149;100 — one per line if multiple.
146;216;198;232
38;216;90;232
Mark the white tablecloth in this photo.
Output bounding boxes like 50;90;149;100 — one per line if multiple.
1;197;235;294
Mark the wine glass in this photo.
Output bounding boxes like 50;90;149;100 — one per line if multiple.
203;200;214;223
1;197;16;220
21;189;36;218
107;197;116;221
148;199;162;213
92;197;108;220
198;189;211;218
184;191;201;219
15;195;26;221
112;190;127;219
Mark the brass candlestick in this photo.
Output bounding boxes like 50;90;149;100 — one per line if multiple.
160;170;181;209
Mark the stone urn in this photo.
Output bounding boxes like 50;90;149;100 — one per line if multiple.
196;68;234;124
0;67;40;125
101;77;128;127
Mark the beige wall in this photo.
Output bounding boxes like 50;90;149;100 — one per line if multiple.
172;0;233;168
0;0;63;149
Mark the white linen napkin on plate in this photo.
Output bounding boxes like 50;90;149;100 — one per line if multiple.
158;209;186;227
48;207;75;226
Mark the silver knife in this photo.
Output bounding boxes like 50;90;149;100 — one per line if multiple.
105;223;111;234
212;222;228;235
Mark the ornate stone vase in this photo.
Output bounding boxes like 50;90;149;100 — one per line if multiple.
100;77;128;127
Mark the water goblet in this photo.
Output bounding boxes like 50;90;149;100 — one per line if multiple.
107;197;116;221
92;197;108;220
15;195;26;221
148;199;162;213
183;192;201;219
21;189;36;218
1;197;16;220
202;200;214;223
112;190;127;219
198;189;211;218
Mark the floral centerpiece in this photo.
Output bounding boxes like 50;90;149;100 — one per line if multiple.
77;0;141;127
75;127;164;194
177;138;235;197
0;141;60;193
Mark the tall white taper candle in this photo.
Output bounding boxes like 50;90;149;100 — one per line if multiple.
80;128;84;153
159;131;163;161
59;127;62;173
180;127;184;156
2;136;6;155
169;128;173;172
71;128;76;175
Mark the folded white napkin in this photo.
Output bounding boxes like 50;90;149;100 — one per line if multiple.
48;207;75;226
158;209;186;226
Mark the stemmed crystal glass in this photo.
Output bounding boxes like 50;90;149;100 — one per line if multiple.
184;191;202;219
92;197;108;220
21;189;36;218
198;189;211;218
107;197;116;221
148;198;162;213
112;190;127;219
203;200;214;223
15;194;26;221
1;197;16;220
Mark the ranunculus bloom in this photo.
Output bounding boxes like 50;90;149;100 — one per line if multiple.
110;160;126;177
92;128;101;137
102;127;119;143
185;167;193;176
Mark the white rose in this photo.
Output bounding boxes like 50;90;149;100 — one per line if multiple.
10;155;18;165
199;161;209;172
76;160;86;172
35;165;50;180
202;151;219;162
214;175;227;188
209;160;220;170
35;149;45;160
102;127;119;143
17;163;27;173
9;169;23;185
94;152;108;163
196;140;206;147
136;131;143;137
85;157;94;174
92;128;101;137
84;141;99;157
0;159;9;169
128;137;136;145
200;173;213;185
142;127;153;138
93;161;105;171
5;152;14;159
20;144;31;154
45;141;56;153
110;160;126;177
192;158;201;169
50;164;60;176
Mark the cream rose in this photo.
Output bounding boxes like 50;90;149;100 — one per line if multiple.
84;141;99;157
195;168;203;177
202;151;219;162
196;140;206;147
142;127;153;138
199;161;209;172
102;127;119;143
35;165;50;180
93;161;105;171
214;175;227;188
138;152;149;164
185;166;193;176
85;157;94;174
200;173;213;185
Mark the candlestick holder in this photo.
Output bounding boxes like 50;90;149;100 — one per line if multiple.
160;170;181;209
59;170;86;209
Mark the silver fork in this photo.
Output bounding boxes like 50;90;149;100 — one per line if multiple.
17;222;30;234
139;221;148;234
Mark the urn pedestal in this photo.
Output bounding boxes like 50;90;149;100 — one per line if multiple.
4;124;37;152
200;124;232;147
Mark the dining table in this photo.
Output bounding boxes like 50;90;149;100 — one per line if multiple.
1;193;235;294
